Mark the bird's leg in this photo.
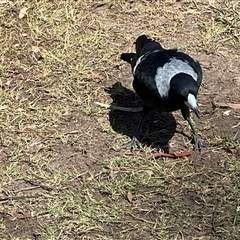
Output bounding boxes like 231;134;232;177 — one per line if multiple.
185;117;203;151
181;107;203;151
130;106;150;151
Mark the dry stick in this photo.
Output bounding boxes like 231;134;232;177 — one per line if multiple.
148;151;192;159
1;181;54;201
94;102;143;112
127;212;156;224
0;195;41;201
24;179;55;191
0;180;55;201
92;0;114;8
211;201;221;235
10;186;41;193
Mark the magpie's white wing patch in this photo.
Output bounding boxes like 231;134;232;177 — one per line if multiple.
133;55;145;75
155;57;198;98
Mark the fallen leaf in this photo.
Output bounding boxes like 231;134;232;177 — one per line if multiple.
213;101;240;109
5;80;11;86
87;175;93;181
232;76;240;86
36;68;51;78
127;191;133;203
223;110;231;116
201;188;213;194
32;45;40;53
19;7;29;19
164;162;175;168
10;208;30;219
145;169;154;176
86;73;104;80
43;68;51;77
227;103;240;109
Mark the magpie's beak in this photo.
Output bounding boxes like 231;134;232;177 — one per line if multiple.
185;93;200;118
192;108;200;119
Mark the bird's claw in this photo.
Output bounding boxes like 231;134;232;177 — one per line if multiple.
130;136;142;152
192;134;203;151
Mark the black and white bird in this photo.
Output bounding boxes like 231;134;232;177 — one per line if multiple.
121;35;203;151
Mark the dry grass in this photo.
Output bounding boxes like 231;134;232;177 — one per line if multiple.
0;0;240;239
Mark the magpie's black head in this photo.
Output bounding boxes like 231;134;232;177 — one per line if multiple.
170;73;200;117
135;35;163;58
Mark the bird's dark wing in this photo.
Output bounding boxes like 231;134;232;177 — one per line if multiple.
121;35;164;75
132;50;175;107
133;50;174;91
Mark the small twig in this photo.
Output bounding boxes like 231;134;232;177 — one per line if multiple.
63;130;81;135
232;122;240;128
68;171;88;182
94;102;143;112
0;195;41;201
148;151;192;159
212;201;221;235
91;0;114;8
24;179;55;191
10;186;41;193
128;212;156;224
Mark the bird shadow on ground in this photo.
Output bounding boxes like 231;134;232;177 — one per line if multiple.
105;82;177;153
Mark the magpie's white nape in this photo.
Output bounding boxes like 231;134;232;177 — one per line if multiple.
120;35;203;151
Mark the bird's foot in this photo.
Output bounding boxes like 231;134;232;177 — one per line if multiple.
192;134;203;151
130;136;142;152
124;136;142;152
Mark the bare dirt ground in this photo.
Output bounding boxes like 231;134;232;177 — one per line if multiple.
0;0;240;239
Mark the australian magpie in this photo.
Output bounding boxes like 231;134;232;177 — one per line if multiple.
121;35;203;151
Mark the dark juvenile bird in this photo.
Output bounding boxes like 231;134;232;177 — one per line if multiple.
121;35;203;151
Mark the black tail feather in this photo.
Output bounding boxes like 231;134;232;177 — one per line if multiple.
120;53;135;64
